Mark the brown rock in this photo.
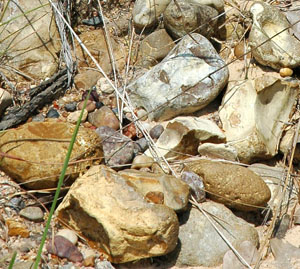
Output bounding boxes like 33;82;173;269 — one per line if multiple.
56;165;179;263
131;155;154;169
119;169;190;212
0;122;103;189
78;100;97;112
185;160;271;211
88;106;119;130
6;219;30;238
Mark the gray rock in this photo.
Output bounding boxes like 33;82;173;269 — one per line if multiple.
181;171;205;202
164;0;219;39
223;240;259;269
134;138;149;153
149;124;164;140
128;33;229;121
65;102;77;112
170;202;259;267
249;1;300;70
95;126;135;167
19;206;44;222
32;114;45;122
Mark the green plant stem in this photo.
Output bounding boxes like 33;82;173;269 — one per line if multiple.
33;91;91;269
8;251;17;269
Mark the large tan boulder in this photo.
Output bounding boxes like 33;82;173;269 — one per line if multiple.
119;169;190;212
185;159;271;211
0;0;61;81
0;121;103;189
56;165;179;263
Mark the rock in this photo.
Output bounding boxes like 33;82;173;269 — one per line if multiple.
223;240;259;269
67;109;88;124
5;219;30;238
137;29;175;68
119;169;190;212
95;260;115;269
78;100;97;112
7;196;25;212
128;33;229;121
280;67;293;77
274;214;290;239
149;124;164;140
294;208;300;225
181;171;205;202
46;108;60;118
108;17;129;37
164;0;219;39
134;138;149;153
170;202;259;267
11;261;34;269
56;165;179;263
95;126;135;167
131;155;154;169
57;229;78;245
65;102;77;112
32;114;45;122
147;117;225;159
74;29;126;90
0;0;60;81
46;235;83;262
19;206;44;222
198;143;238;161
88;106;119;130
219;77;298;163
185;159;271;211
83;255;96;267
249;1;300;70
0;89;12;118
98;77;115;94
132;0;171;29
0;121;103;189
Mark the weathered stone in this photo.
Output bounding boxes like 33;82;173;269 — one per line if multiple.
131;155;154;169
219;77;298;163
185;159;271;211
119;169;190;212
0;121;103;189
0;89;12;118
95;126;135;167
133;0;171;29
181;171;205;202
137;29;175;68
128;33;229;121
249;1;300;70
170;203;259;267
149;124;164;140
67;109;88;124
57;229;78;245
88;106;119;130
56;165;179;263
198;143;238;161
147;117;225;159
164;0;219;39
19;207;44;222
5;219;30;238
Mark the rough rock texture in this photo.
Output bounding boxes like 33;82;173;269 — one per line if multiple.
219;77;298;163
170;203;259;267
249;1;300;70
128;33;229;121
88;106;119;130
147;117;225;159
0;89;13;118
56;165;179;263
0;121;103;189
164;0;219;39
137;29;175;68
198;143;238;161
95;126;135;167
119;169;190;212
132;0;171;29
0;0;61;81
185;159;271;211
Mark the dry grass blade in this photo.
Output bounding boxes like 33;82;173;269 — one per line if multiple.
190;196;253;269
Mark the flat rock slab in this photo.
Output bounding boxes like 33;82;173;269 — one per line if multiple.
56;165;179;263
119;169;190;212
185;159;271;211
0;121;103;189
128;33;229;121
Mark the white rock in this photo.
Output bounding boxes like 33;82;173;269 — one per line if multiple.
67;109;88;123
198;143;238;161
57;229;78;245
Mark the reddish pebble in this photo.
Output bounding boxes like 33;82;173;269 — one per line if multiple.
88;106;119;130
78;100;96;112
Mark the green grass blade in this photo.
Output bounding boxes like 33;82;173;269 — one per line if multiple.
8;251;17;269
33;90;91;268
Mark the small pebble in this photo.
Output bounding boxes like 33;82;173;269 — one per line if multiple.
149;124;164;140
181;171;206;202
279;67;293;77
88;106;119;130
78;100;96;112
7;196;25;212
32;114;45;122
136;108;148;120
131;155;154;169
19;243;31;253
98;77;115;94
67;109;88;124
19;206;44;222
83;255;96;267
82;87;100;102
57;229;78;245
134;138;149;153
96;101;104;109
46;108;60;118
294;208;300;225
65;102;77;112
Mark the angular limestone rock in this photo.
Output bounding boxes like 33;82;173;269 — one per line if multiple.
185;159;271;211
249;1;300;70
0;121;103;189
219;77;298;163
56;165;179;263
128;33;229;121
119;169;190;212
198;143;238;161
147;117;225;159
